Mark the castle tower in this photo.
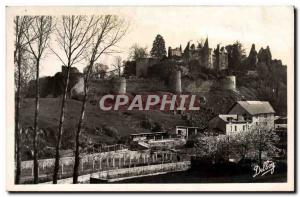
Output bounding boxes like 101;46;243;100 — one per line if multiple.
201;37;212;68
175;70;182;93
112;77;126;94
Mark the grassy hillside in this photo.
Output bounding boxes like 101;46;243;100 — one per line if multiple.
19;85;260;160
20;97;187;149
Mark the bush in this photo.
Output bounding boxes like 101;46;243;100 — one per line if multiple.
152;122;164;133
141;116;155;129
102;125;120;139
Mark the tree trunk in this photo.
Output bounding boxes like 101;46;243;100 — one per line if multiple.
258;129;262;166
73;80;88;183
53;65;71;184
15;50;22;184
33;59;40;184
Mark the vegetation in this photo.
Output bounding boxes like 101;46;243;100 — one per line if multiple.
14;16;34;184
225;41;246;71
24;16;53;183
72;15;128;183
150;34;167;59
14;14;287;185
195;124;280;164
129;43;148;61
83;63;109;79
123;61;136;78
112;56;123;77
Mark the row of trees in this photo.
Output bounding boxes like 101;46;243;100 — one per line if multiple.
14;15;128;184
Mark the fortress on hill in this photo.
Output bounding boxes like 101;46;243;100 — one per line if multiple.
136;38;229;78
27;38;237;100
83;38;236;98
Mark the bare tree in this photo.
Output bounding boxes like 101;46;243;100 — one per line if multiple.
112;56;122;77
83;63;109;79
73;15;128;183
14;16;35;184
14;52;36;95
24;16;53;184
50;16;99;184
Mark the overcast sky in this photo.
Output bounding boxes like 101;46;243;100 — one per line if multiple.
25;6;293;77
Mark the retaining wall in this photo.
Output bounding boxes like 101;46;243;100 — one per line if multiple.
43;161;191;184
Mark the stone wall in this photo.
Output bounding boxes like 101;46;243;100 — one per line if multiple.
90;78;168;95
83;75;236;99
182;78;214;93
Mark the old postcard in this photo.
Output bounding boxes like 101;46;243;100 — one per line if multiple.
6;6;295;192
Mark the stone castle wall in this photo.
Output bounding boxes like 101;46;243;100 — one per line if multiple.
88;75;236;96
89;78;169;95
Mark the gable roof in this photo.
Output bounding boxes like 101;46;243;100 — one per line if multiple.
236;101;275;115
218;114;246;123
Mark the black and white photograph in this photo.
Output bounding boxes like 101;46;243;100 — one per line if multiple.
5;6;295;192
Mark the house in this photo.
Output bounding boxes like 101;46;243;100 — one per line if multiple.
208;114;251;135
209;101;276;135
228;101;275;130
130;131;167;142
175;126;201;139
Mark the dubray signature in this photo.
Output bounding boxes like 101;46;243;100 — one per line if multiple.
253;160;275;178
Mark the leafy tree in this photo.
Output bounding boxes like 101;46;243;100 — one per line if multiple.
231;130;253;160
150;34;166;59
254;60;287;116
147;59;176;84
258;46;272;66
248;124;279;165
188;108;216;130
129;44;148;61
246;44;258;69
152;122;165;133
195;134;230;162
225;41;246;71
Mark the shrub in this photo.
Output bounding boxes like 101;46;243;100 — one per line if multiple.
102;125;120;139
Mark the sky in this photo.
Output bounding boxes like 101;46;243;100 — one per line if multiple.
32;6;294;77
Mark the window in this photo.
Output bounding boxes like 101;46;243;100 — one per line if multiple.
264;114;267;118
235;125;237;131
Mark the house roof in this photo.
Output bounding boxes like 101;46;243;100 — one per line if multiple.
218;114;247;123
236;101;275;115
